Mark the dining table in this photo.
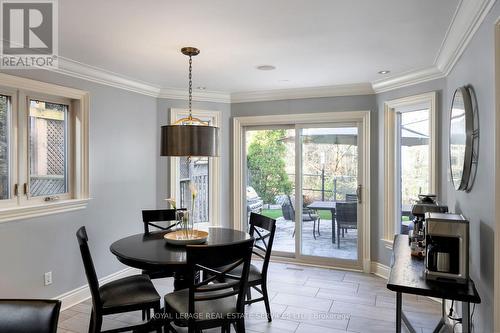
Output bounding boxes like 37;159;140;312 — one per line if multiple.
307;200;337;243
110;227;252;290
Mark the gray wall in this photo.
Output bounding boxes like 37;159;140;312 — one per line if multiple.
375;2;499;330
441;3;499;331
0;69;158;298
231;94;380;250
156;99;231;227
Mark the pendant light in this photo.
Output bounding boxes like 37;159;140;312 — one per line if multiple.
160;47;220;157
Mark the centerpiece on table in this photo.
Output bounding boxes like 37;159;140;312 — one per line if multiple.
163;182;208;245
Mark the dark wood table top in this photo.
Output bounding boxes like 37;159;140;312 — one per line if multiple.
110;227;251;271
307;201;337;210
387;234;481;303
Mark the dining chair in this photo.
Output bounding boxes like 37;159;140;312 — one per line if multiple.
335;202;357;248
282;195;320;239
141;209;179;320
0;299;61;333
345;194;358;202
163;238;254;333
242;213;276;322
76;226;162;333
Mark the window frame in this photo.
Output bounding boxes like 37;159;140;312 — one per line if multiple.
168;108;221;227
23;93;73;204
383;92;437;248
0;73;90;223
0;86;18;208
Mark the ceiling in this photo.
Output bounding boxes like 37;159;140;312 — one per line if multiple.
59;0;460;94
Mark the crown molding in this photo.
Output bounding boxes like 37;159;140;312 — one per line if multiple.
20;0;494;101
50;57;161;97
158;87;231;103
371;66;444;93
44;57;232;103
372;0;494;93
230;83;374;103
435;0;496;76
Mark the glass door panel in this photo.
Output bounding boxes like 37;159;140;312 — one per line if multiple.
299;125;360;262
244;127;295;256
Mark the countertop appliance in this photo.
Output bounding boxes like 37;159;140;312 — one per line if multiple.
425;212;469;284
409;194;448;257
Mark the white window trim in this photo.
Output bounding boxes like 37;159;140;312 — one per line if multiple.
168;108;221;227
232;111;371;272
0;73;90;223
383;92;437;248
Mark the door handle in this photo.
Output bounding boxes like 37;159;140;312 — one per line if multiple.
356;185;362;204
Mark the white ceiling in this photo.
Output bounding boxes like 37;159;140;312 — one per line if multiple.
59;0;459;93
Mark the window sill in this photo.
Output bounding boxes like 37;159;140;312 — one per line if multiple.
381;238;394;250
0;198;90;223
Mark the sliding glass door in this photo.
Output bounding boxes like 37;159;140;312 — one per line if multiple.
245;126;295;256
243;121;364;267
297;124;361;265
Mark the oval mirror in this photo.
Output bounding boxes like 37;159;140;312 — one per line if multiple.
449;86;474;191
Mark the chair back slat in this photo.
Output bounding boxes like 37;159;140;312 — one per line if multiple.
336;202;358;225
75;227;102;308
186;239;254;322
142;209;177;235
248;213;276;278
346;194;358;202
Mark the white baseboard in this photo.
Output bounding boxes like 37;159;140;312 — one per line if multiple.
54;267;141;311
370;262;390;279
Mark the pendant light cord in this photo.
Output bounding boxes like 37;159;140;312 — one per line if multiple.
188;55;193;120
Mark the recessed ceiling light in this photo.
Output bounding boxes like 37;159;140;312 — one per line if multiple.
197;86;206;90
378;70;390;74
257;65;276;71
279;79;290;82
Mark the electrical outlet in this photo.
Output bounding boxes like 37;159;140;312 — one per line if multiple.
44;272;52;286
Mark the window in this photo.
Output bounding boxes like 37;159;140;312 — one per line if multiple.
29;99;69;198
0;73;89;222
384;92;437;246
169;108;220;226
397;107;431;234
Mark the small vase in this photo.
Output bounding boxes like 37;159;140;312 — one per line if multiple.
176;210;194;239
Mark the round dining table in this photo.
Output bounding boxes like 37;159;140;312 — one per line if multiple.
110;227;251;290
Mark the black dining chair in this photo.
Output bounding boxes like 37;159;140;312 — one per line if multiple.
76;226;162;333
0;299;61;333
281;195;320;239
242;213;276;322
141;209;179;320
163;238;254;333
335;202;358;248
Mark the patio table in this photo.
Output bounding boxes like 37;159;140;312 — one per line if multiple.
307;201;337;243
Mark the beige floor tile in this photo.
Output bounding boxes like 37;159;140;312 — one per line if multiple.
272;293;333;312
281;306;349;330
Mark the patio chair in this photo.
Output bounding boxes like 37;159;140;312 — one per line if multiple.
346;194;358;202
281;195;320;239
335;202;357;249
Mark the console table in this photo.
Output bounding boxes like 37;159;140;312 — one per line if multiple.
387;234;481;333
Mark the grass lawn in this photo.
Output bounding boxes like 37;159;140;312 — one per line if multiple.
261;209;332;220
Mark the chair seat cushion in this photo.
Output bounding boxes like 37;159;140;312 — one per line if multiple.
228;263;262;283
165;288;238;321
99;274;160;310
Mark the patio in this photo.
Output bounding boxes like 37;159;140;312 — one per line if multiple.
272;217;358;260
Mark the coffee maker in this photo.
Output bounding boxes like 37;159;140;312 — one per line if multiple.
409;194;448;257
425;212;469;284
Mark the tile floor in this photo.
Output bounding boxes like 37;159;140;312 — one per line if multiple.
57;261;447;333
273;218;358;260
